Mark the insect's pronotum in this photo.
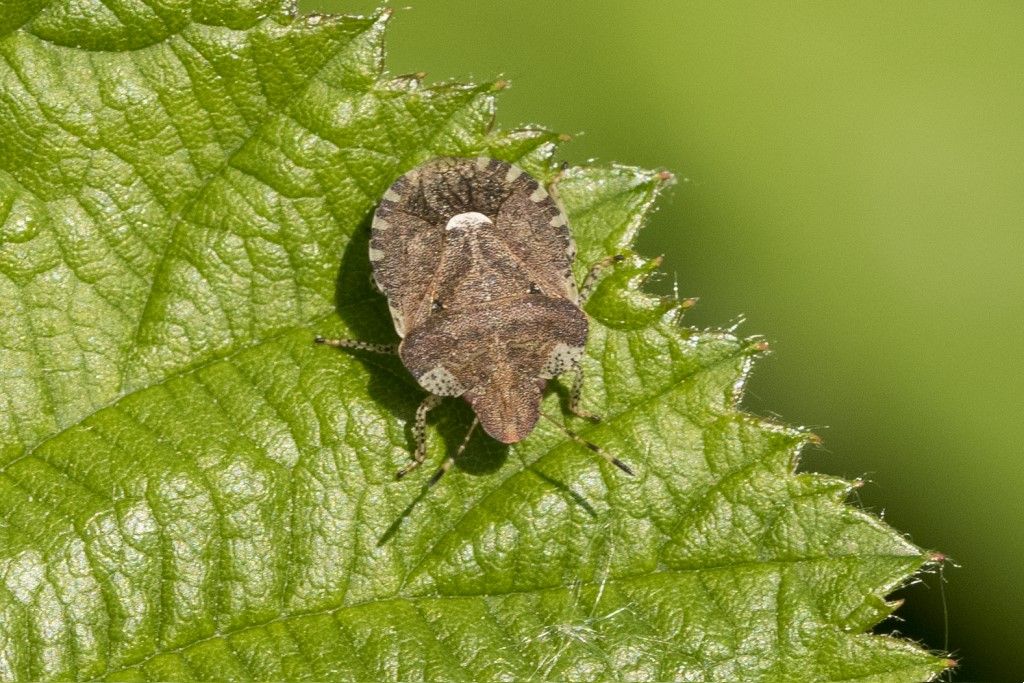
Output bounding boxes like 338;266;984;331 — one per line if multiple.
316;157;631;484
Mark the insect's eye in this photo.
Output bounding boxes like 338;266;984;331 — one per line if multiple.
431;298;444;311
527;282;541;294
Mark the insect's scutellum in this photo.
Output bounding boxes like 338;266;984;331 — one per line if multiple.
317;157;632;483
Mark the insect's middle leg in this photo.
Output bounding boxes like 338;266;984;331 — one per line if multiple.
314;336;397;354
397;393;444;480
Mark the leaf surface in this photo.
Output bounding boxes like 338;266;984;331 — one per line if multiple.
0;2;948;680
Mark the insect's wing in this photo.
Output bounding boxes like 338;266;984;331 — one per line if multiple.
493;166;579;303
371;158;505;335
370;188;440;337
371;158;581;337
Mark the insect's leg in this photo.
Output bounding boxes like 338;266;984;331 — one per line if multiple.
540;411;634;476
579;254;625;306
397;393;444;480
567;363;601;423
546;160;571;199
314;337;397;354
426;417;480;488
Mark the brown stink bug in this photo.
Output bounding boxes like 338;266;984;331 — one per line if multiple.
316;157;632;484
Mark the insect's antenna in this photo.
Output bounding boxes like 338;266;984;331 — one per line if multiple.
540;411;634;476
427;417;480;488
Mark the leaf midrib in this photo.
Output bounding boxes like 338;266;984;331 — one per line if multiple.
399;337;749;589
3;320;744;677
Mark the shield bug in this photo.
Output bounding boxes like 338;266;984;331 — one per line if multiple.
316;157;632;484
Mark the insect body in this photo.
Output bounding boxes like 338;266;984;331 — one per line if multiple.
317;157;630;483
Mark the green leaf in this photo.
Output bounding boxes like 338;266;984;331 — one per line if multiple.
0;2;949;681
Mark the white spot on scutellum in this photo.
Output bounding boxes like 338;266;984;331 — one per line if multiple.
476;156;490;170
417;365;465;396
550;213;568;228
445;211;493;231
383;188;401;202
540;343;584;378
530;186;548;203
368;247;384;261
505;165;523;182
374;217;391;231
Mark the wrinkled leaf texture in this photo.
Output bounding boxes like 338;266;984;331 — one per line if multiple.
0;2;949;681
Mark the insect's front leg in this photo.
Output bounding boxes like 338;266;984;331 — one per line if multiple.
426;417;479;488
397;393;444;480
567;362;600;423
314;337;398;354
315;335;442;480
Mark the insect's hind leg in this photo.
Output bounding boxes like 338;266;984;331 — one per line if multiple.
569;254;628;422
579;254;625;306
314;337;398;354
397;394;444;480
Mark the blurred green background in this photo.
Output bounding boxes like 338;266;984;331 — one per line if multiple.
301;2;1023;679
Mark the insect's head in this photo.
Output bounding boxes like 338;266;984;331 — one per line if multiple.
464;375;547;444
